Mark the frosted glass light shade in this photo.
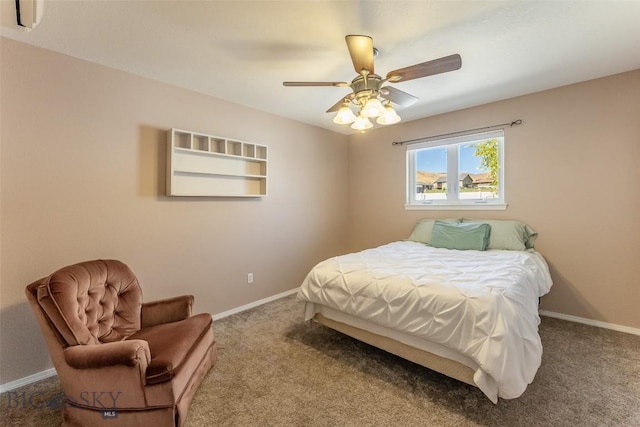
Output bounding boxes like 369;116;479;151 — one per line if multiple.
376;105;401;125
351;115;373;130
333;105;357;124
361;97;385;117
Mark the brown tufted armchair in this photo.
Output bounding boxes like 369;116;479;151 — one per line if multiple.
25;259;217;427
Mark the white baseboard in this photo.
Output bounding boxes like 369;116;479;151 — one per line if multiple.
539;310;640;336
212;287;298;321
0;288;299;393
0;367;57;393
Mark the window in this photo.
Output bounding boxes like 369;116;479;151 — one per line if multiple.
406;130;506;210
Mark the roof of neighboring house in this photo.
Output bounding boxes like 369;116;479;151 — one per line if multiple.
416;171;445;185
468;172;493;184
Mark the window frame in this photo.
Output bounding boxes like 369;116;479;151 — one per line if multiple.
405;130;507;211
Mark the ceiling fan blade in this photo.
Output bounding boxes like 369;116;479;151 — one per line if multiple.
386;54;462;83
326;94;355;113
345;35;374;75
380;86;419;107
283;81;349;87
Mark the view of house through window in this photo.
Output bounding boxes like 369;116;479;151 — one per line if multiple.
406;130;505;208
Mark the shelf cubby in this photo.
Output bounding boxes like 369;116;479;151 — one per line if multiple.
211;138;226;154
174;131;191;149
192;134;209;151
256;145;267;160
243;144;255;158
227;140;242;156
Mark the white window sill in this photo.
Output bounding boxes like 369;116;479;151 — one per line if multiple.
405;203;508;211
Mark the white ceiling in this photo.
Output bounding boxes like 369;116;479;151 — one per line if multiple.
2;1;639;135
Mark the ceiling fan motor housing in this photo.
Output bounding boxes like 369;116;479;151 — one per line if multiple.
351;74;382;106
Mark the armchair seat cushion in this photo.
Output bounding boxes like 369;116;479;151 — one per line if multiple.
128;313;213;385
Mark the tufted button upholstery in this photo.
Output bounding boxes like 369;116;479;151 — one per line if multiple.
36;259;142;346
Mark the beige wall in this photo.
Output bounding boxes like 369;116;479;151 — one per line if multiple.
0;38;349;384
347;69;640;330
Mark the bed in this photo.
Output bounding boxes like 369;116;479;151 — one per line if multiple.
297;219;553;403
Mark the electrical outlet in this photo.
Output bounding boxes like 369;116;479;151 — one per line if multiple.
247;273;254;284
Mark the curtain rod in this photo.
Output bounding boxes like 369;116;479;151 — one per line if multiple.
391;119;522;146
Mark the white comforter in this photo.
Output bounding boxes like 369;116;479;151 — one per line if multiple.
297;241;553;403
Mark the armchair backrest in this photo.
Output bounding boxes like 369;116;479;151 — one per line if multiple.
33;259;143;346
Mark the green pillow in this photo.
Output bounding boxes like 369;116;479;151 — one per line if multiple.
430;220;491;251
407;218;461;244
462;219;537;250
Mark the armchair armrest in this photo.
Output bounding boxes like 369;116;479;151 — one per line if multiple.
141;295;194;328
64;339;151;369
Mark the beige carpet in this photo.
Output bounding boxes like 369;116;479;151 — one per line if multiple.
2;294;639;426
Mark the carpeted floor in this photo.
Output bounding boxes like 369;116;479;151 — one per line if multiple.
2;294;639;426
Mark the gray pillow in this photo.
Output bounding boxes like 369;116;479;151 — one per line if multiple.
430;220;491;251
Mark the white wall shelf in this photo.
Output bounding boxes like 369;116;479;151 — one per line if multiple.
166;128;268;197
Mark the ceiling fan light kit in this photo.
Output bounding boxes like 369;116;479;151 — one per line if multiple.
361;97;385;118
376;104;401;125
351;115;373;131
284;35;461;131
333;104;357;124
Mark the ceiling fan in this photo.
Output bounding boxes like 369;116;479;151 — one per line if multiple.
283;35;462;130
